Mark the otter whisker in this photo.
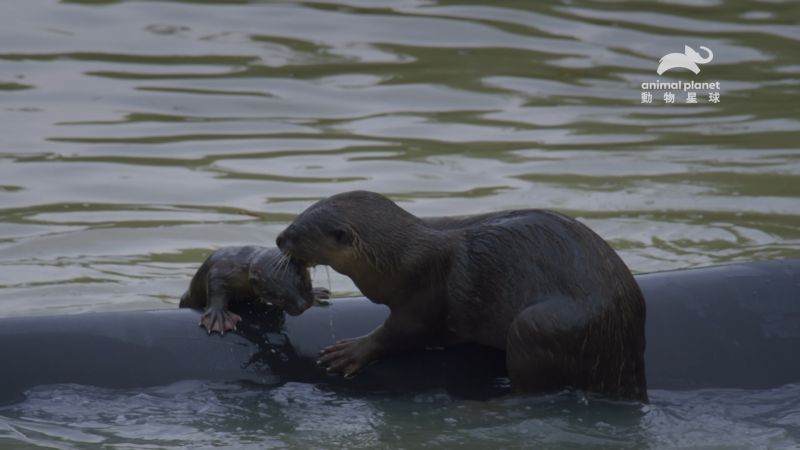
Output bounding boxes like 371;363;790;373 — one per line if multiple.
271;250;289;271
276;253;289;278
283;256;293;277
269;252;283;270
281;252;294;277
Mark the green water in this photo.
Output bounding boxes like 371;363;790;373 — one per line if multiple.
0;0;799;448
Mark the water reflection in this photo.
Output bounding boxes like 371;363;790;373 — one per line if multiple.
1;381;798;448
0;1;798;316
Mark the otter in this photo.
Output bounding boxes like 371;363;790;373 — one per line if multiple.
276;191;647;401
180;246;330;334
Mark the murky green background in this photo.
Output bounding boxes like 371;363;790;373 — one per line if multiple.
1;0;799;448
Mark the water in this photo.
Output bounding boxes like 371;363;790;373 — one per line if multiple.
0;0;798;448
1;382;799;449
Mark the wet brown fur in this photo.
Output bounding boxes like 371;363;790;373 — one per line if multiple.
180;246;329;334
277;191;647;401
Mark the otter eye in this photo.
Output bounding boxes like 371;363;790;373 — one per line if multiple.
331;228;351;244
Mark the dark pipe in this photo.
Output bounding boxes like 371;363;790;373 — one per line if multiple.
0;259;798;404
642;258;800;389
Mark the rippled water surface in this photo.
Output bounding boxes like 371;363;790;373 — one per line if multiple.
1;0;799;448
1;381;799;449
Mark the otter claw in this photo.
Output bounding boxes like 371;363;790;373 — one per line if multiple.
316;337;374;377
199;308;242;335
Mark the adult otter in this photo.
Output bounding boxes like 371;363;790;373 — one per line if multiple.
180;246;330;334
276;191;648;401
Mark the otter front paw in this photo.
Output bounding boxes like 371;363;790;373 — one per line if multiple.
199;308;242;335
317;336;376;378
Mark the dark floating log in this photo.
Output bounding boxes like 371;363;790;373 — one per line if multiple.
1;258;798;404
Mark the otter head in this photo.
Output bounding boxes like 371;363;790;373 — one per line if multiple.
276;191;421;279
258;252;315;316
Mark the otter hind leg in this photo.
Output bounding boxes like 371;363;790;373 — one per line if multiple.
199;266;243;335
506;298;647;401
506;299;587;394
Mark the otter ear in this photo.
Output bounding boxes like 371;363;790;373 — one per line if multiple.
331;228;353;245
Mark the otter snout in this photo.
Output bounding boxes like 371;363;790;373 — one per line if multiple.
276;227;297;253
277;225;315;266
276;230;287;251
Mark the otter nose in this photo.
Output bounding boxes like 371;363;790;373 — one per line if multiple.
276;227;294;250
276;233;287;250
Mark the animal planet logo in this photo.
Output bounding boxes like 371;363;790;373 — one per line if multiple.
640;45;721;104
657;45;713;75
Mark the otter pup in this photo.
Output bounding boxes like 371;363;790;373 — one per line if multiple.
276;191;647;401
180;246;330;334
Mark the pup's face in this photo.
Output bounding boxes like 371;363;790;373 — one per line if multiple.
260;257;314;316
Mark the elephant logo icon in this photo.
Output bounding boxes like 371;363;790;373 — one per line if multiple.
656;46;713;75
